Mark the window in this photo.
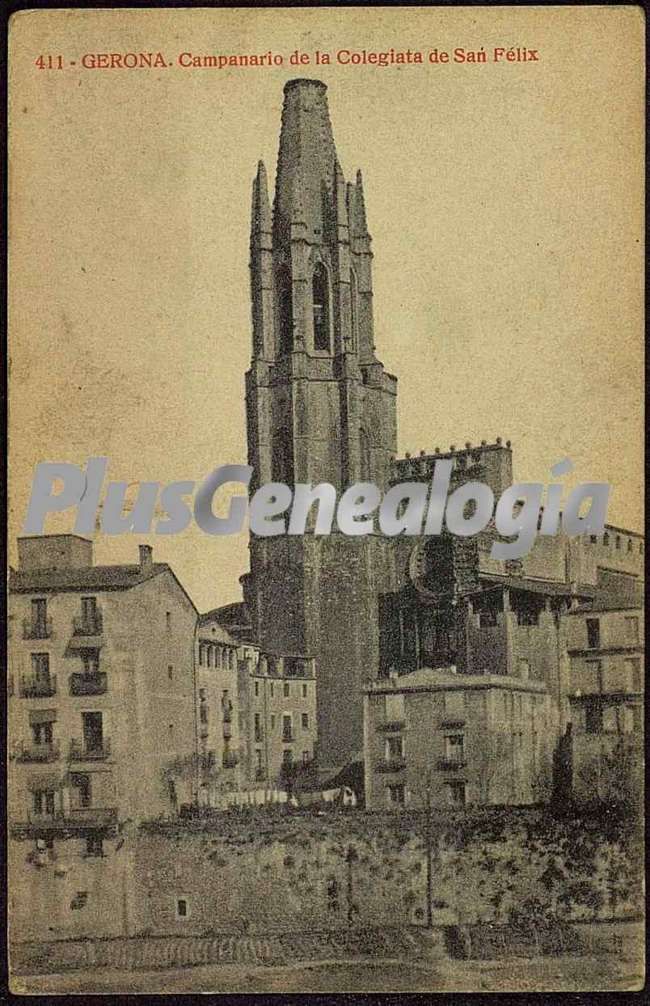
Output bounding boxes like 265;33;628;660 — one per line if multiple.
82;650;100;674
33;790;55;817
603;533;609;545
387;783;405;806
282;714;293;742
445;735;465;763
31;598;47;633
589;535;598;544
82;711;104;755
585;699;603;734
301;712;309;731
31;653;50;678
175;897;190;920
386;735;404;760
254;713;263;742
586;618;600;649
254;680;260;697
302;683;307;699
615;536;621;549
270;714;276;730
270;683;274;698
86;835;103;858
282;748;293;766
627;539;633;552
312;262;331;351
277;266;293;355
624;657;641;692
349;268;359;351
166;611;171;629
71;773;92;808
255;748;263;771
272;426;294;485
359;429;372;481
32;721;53;746
624;616;639;644
446;781;466;807
283;682;290;698
81;596;97;625
302;750;310;764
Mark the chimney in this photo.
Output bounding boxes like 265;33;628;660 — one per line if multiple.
138;544;153;572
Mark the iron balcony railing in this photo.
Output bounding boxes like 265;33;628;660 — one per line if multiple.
376;719;406;732
22;617;53;640
19;674;57;698
69;737;112;761
16;740;61;763
376;756;407;773
437;758;467;771
27;806;118;828
69;671;107;696
72;611;103;636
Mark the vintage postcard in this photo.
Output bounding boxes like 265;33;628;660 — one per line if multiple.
7;5;645;994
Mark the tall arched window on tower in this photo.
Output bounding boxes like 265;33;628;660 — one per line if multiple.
312;263;331;352
272;425;294;485
359;428;372;481
349;268;359;352
277;267;293;356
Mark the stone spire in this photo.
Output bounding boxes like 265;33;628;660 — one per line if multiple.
273;79;338;243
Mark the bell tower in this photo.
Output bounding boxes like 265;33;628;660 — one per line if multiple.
244;79;398;770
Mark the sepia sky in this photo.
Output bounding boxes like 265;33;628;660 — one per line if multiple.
9;6;644;612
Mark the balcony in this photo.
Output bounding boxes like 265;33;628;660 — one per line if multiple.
69;672;107;696
22;618;53;640
376;757;407;773
26;806;118;831
437;758;467;772
69;737;112;761
376;720;406;733
19;674;57;698
16;740;61;763
72;612;103;637
222;750;239;769
282;731;294;743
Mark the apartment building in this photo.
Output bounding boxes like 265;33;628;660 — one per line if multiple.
563;603;644;802
8;535;198;845
237;647;318;787
195;612;242;801
364;667;552;810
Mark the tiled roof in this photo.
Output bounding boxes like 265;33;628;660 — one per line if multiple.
9;563;169;593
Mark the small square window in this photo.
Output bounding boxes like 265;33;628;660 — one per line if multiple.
86;835;103;858
175;897;190;920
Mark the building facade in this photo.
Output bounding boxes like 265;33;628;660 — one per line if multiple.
237;646;318;787
195;614;243;802
8;536;199;845
364;668;552;810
